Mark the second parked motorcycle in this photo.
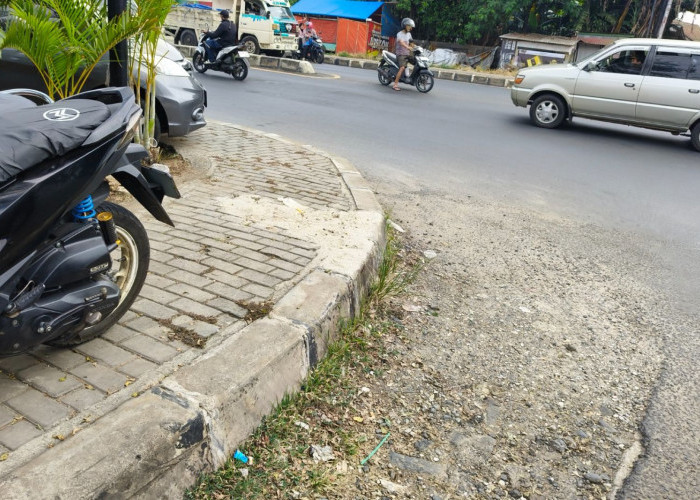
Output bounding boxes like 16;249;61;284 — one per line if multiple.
377;46;434;93
193;33;250;81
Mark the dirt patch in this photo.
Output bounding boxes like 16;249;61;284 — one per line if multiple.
318;189;670;499
156;142;194;180
159;319;208;349
235;300;274;324
106;142;196;205
201;188;676;499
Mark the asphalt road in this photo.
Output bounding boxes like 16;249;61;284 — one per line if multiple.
191;64;699;497
197;65;700;252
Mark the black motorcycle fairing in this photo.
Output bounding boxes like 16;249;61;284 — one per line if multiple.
0;251;35;314
0;99;111;183
21;220;112;289
112;163;174;226
0;278;120;355
0;140;116;276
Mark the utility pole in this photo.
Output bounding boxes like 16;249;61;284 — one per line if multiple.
657;0;674;38
107;0;129;87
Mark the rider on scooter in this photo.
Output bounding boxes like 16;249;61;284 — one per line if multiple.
301;21;317;60
393;18;415;91
204;9;238;64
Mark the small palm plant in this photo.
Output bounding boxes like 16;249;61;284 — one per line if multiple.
130;0;176;148
0;0;143;100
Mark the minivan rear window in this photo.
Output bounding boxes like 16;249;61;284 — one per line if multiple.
649;50;692;79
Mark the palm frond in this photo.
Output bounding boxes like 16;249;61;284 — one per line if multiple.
1;0;147;98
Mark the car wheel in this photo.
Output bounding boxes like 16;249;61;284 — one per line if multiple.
691;122;700;152
530;94;567;129
241;36;260;55
193;52;207;73
179;29;198;47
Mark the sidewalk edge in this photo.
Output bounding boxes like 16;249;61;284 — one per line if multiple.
0;135;385;499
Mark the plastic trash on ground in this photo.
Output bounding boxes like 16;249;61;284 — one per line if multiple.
233;449;249;463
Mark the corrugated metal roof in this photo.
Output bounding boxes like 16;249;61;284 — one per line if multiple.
578;37;616;45
499;32;579;47
291;0;383;21
577;33;631;45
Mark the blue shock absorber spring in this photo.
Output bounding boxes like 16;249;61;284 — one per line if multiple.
72;195;96;222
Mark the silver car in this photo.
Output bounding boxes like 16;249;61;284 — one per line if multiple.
511;38;700;151
0;37;206;141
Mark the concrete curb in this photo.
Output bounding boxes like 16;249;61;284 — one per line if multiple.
0;129;385;498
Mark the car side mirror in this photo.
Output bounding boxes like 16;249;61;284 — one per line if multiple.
266;11;270;19
584;61;596;72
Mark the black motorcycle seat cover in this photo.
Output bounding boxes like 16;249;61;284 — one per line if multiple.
0;98;110;183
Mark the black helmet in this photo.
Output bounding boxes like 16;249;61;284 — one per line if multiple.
220;9;230;19
401;18;415;29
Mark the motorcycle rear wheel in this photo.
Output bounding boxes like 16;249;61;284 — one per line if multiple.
48;203;150;347
193;52;207;73
378;66;392;86
232;60;248;81
313;49;324;64
416;72;434;93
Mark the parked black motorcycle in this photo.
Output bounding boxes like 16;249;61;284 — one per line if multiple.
293;35;325;64
192;32;250;81
0;87;180;356
377;46;435;93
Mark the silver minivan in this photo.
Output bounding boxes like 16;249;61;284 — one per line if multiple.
511;38;700;151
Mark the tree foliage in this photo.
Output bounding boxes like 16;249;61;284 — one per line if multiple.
129;0;176;148
0;0;143;99
393;0;684;45
0;0;176;148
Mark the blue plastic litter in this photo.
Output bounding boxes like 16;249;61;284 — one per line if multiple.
233;449;249;464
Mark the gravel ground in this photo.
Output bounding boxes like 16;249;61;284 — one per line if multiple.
321;187;687;499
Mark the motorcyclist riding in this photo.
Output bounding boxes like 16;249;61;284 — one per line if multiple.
393;18;416;91
204;9;238;64
301;21;317;60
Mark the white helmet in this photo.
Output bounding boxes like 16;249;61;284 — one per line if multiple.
401;18;415;29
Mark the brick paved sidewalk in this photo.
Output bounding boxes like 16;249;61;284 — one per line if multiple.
0;122;369;476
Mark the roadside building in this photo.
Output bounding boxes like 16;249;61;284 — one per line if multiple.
290;0;398;54
498;33;634;69
498;33;579;69
575;33;632;60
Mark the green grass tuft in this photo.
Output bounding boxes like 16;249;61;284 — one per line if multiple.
185;222;421;499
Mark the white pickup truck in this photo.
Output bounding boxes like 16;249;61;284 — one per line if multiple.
163;0;298;55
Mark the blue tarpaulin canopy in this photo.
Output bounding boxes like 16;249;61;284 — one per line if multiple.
291;0;383;21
